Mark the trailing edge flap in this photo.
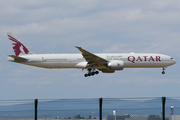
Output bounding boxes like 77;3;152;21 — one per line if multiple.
8;55;28;60
75;46;108;65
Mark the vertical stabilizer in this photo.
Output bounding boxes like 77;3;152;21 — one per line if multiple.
7;32;34;56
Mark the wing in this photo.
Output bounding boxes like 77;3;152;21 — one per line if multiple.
75;46;108;68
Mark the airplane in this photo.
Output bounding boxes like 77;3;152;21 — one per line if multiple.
6;32;176;77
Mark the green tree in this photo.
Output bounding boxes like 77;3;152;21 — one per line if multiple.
75;114;81;119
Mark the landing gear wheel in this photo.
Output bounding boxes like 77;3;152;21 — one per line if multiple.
84;74;88;77
91;72;95;76
95;71;99;74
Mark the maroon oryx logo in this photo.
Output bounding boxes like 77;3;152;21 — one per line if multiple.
8;35;29;56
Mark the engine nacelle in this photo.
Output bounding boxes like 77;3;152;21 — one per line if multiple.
108;60;124;70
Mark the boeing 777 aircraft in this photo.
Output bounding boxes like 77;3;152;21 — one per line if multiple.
7;32;176;77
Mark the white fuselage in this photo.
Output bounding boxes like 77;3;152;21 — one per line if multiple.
6;32;176;76
7;53;176;69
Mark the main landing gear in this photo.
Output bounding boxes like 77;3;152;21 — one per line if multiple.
162;67;165;74
84;69;99;77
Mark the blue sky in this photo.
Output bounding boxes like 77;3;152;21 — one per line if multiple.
0;0;179;100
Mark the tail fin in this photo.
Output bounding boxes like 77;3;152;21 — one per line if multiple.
7;32;34;56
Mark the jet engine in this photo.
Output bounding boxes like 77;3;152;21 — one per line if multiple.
107;60;124;70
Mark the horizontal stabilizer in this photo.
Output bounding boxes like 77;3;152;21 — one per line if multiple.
8;55;28;60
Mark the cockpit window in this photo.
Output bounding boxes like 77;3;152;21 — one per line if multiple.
170;58;173;59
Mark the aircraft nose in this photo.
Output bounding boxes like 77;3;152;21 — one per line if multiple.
171;59;176;64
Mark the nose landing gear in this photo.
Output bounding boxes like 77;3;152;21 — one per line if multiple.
162;67;165;74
